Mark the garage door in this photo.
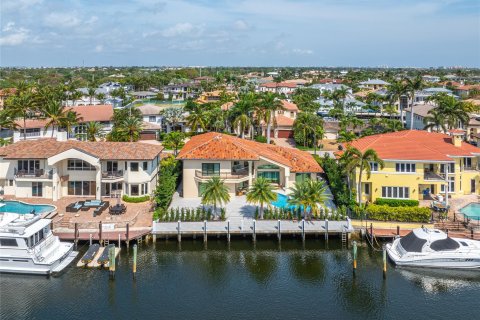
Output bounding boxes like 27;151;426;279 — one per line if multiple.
140;133;156;140
277;130;293;138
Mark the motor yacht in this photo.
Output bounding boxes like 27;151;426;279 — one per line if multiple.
386;227;480;269
0;212;78;275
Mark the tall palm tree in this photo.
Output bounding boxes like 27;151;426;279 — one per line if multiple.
118;116;143;142
429;93;470;131
0;137;12;147
163;131;185;156
405;76;423;130
186;103;207;132
246;177;277;219
201;176;231;217
61;110;82;136
96;92;107;104
70;90;83;106
5;92;34;140
260;92;284;143
343;147;384;207
41;98;70;137
85;121;105;141
288;180;331;219
386;80;408;125
423;108;447;133
87;86;97;105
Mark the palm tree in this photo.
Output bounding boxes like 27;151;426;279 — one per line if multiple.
163;131;185;156
5;92;34;140
423;108;447;133
343;147;384;207
41;98;70;137
118;116;143;142
87;86;97;105
85;121;105;141
96;92;107;104
386;80;408;125
160;107;185;132
288;180;331;219
260;92;284;143
429;93;470;131
246;177;277;219
337;130;356;143
61;110;82;136
405;76;424;130
186;103;207;132
0;137;12;147
201;176;231;218
70;90;83;106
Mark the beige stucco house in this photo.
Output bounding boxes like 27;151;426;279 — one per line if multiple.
0;138;163;200
177;132;323;198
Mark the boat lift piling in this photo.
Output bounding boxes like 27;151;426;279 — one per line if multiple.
99;221;103;246
109;245;115;280
352;241;357;275
277;220;281;242
203;220;207;243
252;219;256;242
126;223;130;248
383;245;387;279
325;219;329;242
301;219;305;242
132;244;137;279
227;220;230;242
74;223;78;249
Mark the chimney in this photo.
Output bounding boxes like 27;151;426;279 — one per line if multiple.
449;130;464;147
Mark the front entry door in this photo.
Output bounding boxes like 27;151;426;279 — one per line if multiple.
471;179;476;193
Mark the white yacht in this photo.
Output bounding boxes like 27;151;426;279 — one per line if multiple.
386;228;480;269
0;212;78;275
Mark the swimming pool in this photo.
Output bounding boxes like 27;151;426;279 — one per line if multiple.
460;203;480;221
270;193;301;210
0;201;56;215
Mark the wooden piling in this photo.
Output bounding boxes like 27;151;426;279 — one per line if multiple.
227;220;230;242
397;225;400;236
99;221;102;246
353;240;357;274
383;245;387;279
89;233;92;246
109;245;115;279
118;233;121;248
301;219;305;241
325;219;329;241
133;244;137;279
277;220;281;241
126;223;130;248
203;220;207;243
253;219;256;242
74;223;78;248
177;220;181;242
370;223;373;243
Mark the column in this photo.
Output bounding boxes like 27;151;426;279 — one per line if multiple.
248;161;253;187
52;167;59;202
284;168;290;189
96;167;102;200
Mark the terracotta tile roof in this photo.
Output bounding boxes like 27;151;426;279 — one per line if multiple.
344;131;480;161
0;139;163;160
260;82;298;88
142;121;162;130
177;132;322;173
136;104;163;115
15;105;113;128
281;100;299;111
275;114;295;127
455;85;480;91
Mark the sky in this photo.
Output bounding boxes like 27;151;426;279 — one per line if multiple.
1;0;479;67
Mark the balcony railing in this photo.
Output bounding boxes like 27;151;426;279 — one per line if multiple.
195;170;249;180
424;171;445;180
102;170;124;179
15;169;53;179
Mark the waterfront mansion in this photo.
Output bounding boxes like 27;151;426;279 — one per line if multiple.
0;138;163;200
177;132;323;198
345;130;480;203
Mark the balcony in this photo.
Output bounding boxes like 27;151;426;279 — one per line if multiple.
15;169;52;180
101;170;124;181
195;169;249;182
423;171;445;181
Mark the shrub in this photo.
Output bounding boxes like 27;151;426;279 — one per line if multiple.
254;135;267;143
122;195;150;203
374;198;419;207
365;204;431;223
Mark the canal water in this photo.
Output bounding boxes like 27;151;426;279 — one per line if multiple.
1;238;479;320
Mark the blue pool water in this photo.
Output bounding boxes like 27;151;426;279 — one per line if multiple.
270;193;302;211
0;201;55;215
460;203;480;220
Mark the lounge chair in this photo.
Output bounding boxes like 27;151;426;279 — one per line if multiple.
66;201;84;213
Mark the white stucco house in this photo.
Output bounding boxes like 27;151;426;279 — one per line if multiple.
0;138;163;201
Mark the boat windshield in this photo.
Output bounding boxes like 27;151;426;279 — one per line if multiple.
399;232;427;252
430;238;460;251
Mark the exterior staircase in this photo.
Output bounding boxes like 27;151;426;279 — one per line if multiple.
434;221;480;240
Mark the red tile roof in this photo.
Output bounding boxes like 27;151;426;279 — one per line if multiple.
177;132;322;173
16;105;114;128
281;100;299;112
275;114;295;127
344;131;480;161
0;139;163;160
260;82;298;88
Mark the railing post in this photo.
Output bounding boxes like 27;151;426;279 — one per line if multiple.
252;219;256;242
325;219;329;241
99;221;102;246
227;220;230;242
301;219;305;241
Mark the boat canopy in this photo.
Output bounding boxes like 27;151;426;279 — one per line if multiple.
430;238;460;251
400;232;427;252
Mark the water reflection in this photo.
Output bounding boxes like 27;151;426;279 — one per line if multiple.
289;253;326;284
397;268;480;293
242;251;278;285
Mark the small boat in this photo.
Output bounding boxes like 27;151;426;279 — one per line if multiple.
97;244;114;265
386;228;480;269
80;244;100;265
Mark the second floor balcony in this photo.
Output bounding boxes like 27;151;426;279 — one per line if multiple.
14;168;53;180
101;170;124;181
194;168;249;182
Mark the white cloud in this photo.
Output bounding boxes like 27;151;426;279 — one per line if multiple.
161;22;203;37
2;0;42;11
94;45;104;52
292;48;313;55
233;19;249;30
44;12;81;28
0;22;30;46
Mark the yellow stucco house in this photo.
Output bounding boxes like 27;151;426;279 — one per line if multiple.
176;132;323;198
345;130;480;203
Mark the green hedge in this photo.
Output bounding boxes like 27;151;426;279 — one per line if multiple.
365;204;431;223
122;195;150;203
374;198;419;207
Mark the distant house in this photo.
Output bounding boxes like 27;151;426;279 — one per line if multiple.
310;83;351;94
136;104;163;140
422;75;441;83
130;91;157;100
13;105;114;142
0;88;16;109
404;103;436;131
176;132;323;198
258;82;298;95
359;79;390;90
261;100;299;138
193;76;215;83
163;83;200;101
453;85;480;98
